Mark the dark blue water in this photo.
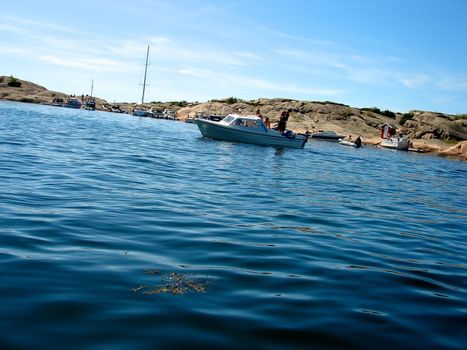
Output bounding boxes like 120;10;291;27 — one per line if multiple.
1;101;466;349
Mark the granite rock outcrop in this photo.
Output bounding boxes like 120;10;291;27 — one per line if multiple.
1;77;466;160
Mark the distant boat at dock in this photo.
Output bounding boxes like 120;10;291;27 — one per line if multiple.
380;136;410;150
310;130;345;141
51;97;82;109
379;123;410;150
83;99;96;110
132;106;152;117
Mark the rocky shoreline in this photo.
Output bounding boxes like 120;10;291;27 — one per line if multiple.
1;76;466;161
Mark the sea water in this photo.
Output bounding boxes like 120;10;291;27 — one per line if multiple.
0;101;466;349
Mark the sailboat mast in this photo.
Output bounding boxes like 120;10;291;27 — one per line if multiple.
141;45;150;104
90;79;94;98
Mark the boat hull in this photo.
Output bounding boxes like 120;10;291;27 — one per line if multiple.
51;101;82;109
83;101;96;110
338;139;358;147
311;132;345;141
132;110;152;117
62;104;81;109
196;119;307;149
380;137;409;150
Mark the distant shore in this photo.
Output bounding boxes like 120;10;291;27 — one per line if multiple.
1;75;466;161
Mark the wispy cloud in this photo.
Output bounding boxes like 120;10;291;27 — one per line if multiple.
435;75;467;91
432;95;459;104
0;22;30;35
37;55;137;72
3;15;87;35
1;15;261;76
178;67;344;96
1;46;27;54
2;6;465;112
105;40;151;57
346;67;389;85
147;36;259;67
400;74;431;88
234;51;263;60
185;2;241;17
258;26;337;47
1;15;142;73
274;48;347;69
273;44;466;94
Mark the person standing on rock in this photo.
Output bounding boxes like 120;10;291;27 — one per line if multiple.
278;109;290;133
355;136;362;148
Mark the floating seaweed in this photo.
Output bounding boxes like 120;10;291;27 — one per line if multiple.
132;272;208;295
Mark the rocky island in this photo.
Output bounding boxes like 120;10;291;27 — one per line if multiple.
1;76;466;160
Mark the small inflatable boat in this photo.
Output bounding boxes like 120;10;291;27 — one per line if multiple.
338;138;362;148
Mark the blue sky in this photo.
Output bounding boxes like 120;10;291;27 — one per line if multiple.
1;0;466;113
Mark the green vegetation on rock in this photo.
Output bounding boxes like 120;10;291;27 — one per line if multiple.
361;106;396;118
169;100;188;107
399;112;414;125
7;76;21;88
210;96;239;104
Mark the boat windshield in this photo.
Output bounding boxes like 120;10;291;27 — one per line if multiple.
223;115;235;124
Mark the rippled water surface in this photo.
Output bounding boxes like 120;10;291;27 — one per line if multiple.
1;101;466;349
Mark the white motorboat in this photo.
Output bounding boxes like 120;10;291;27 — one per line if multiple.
378;123;409;150
380;137;409;150
311;130;345;141
50;97;64;107
162;109;178;120
63;97;82;109
83;99;96;110
132;107;152;117
195;114;308;149
51;97;82;109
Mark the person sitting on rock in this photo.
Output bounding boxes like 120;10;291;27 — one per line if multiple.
255;108;264;120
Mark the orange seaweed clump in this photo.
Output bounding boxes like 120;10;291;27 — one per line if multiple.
132;272;208;295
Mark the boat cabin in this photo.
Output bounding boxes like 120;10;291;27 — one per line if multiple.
221;114;269;132
195;112;224;122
